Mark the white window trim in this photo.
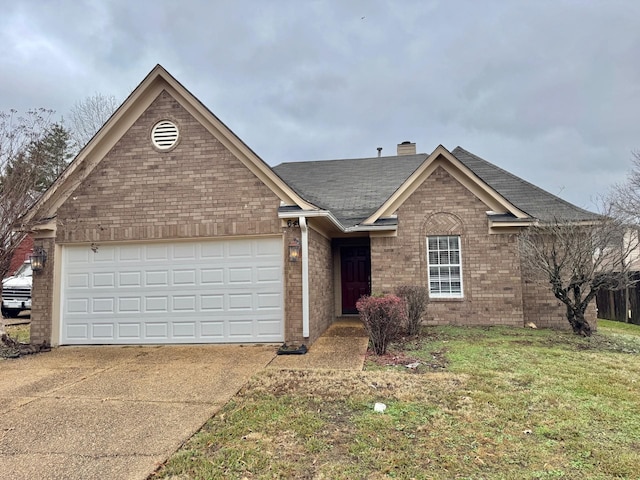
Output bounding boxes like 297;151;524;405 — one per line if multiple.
426;235;464;299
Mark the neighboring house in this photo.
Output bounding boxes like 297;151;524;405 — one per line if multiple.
596;229;640;324
7;234;33;275
21;65;597;347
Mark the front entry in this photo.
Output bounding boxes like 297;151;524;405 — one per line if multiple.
340;246;371;314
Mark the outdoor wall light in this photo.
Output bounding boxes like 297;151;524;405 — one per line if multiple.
30;246;47;273
288;238;301;262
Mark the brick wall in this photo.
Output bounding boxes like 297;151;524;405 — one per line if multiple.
8;235;33;274
307;227;334;344
38;90;306;344
283;226;303;343
281;226;333;345
30;237;55;344
371;166;524;327
56;90;282;243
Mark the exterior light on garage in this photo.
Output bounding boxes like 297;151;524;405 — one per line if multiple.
288;238;301;262
30;246;47;273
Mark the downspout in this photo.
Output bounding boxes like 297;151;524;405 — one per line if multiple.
299;216;310;338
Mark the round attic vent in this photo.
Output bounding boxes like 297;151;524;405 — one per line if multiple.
151;120;179;150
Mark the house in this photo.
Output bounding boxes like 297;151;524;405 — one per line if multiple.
7;234;33;275
21;65;597;347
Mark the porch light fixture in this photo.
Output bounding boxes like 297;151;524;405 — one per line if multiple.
288;238;301;262
29;246;47;273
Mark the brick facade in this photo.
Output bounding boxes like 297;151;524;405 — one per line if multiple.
283;226;303;343
29;78;580;348
371;166;525;327
56;91;282;244
30;237;55;344
37;90;313;345
307;227;334;344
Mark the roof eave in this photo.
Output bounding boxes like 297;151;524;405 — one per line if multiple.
278;207;398;234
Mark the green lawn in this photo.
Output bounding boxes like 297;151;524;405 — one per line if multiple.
154;320;640;479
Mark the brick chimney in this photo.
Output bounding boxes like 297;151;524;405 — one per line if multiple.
397;141;416;155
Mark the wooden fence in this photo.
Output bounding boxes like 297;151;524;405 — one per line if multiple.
596;273;640;325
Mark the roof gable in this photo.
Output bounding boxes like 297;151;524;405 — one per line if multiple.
22;65;315;228
363;145;530;225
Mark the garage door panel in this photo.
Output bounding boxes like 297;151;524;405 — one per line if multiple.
93;272;115;288
119;297;142;313
119;271;142;287
119;245;142;262
173;269;196;285
145;322;169;339
92;298;115;313
201;321;225;338
92;323;115;339
146;271;169;286
61;238;284;345
145;244;169;261
93;246;116;262
67;324;89;340
201;268;224;284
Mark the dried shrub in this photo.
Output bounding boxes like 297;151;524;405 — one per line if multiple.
356;294;407;355
396;285;429;336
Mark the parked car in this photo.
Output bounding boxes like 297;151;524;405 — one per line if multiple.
2;261;32;318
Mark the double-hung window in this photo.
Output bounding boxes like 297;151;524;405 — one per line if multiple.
427;236;463;298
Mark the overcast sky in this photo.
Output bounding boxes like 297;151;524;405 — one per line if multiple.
1;0;639;211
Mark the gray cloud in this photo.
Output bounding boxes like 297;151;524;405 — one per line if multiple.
1;0;638;209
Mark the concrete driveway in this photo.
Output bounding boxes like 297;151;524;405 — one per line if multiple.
0;344;276;480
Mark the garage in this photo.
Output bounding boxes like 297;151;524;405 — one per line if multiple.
60;237;284;345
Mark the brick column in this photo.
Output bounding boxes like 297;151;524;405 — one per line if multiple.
30;237;55;345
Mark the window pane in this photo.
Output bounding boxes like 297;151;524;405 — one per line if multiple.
450;267;460;281
427;235;462;297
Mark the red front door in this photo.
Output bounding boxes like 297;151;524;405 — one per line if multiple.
341;246;371;314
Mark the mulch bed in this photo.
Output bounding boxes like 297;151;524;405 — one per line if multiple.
0;333;50;359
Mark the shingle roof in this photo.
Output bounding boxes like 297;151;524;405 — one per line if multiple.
272;146;597;228
451;147;597;222
273;154;427;227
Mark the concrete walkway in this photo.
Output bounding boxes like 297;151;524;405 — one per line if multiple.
269;318;369;370
0;345;275;480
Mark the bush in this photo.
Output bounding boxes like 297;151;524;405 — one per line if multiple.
356;294;406;355
395;285;429;336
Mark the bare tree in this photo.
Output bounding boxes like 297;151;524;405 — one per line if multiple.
68;92;119;151
519;215;636;336
0;109;54;331
609;151;640;225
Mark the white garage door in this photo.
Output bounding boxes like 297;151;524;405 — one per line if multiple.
60;237;284;345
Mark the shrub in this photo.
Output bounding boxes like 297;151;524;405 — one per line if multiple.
356;294;407;355
395;285;429;336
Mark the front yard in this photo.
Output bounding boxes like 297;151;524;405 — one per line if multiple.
154;320;640;479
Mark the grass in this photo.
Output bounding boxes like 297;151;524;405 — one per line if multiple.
4;323;30;343
155;320;640;479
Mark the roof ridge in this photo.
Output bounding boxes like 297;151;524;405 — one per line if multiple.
275;153;428;168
